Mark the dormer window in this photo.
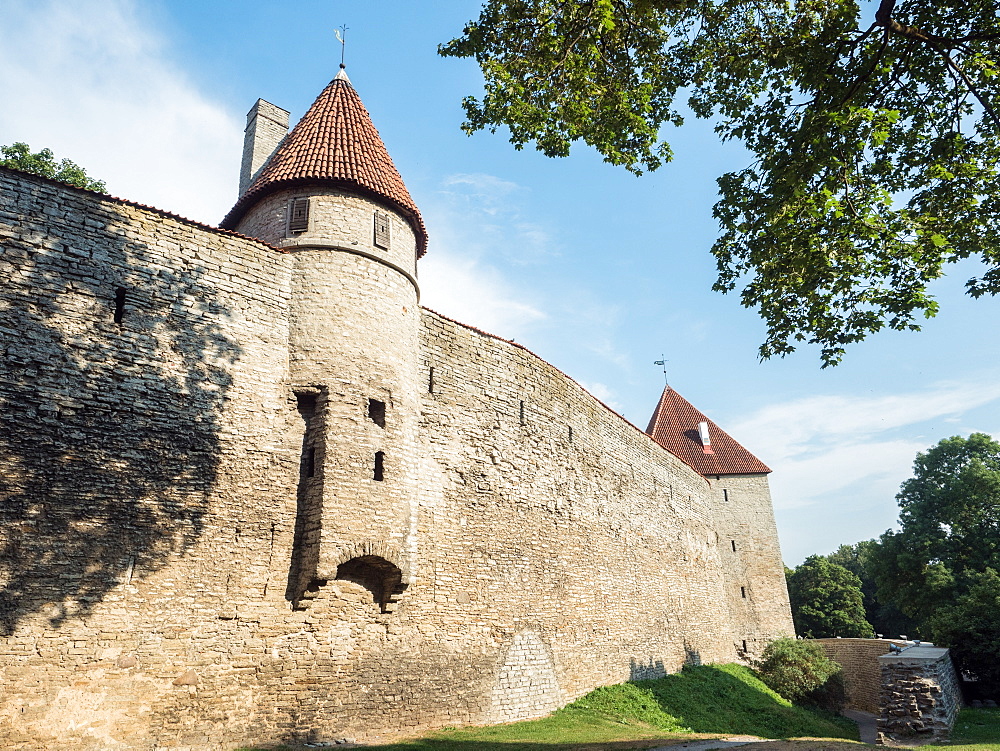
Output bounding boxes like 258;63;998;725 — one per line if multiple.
288;197;310;234
374;210;390;249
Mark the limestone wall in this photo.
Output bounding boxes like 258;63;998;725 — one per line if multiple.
0;169;793;750
813;638;909;713
0;168;299;749
708;474;793;659
877;647;962;744
236;187;418;278
417;310;794;705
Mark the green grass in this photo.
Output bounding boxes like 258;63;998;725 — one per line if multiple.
936;707;1000;749
587;664;857;740
279;664;857;751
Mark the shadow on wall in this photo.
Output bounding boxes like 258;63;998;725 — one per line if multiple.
630;643;702;681
630;656;668;681
0;181;241;635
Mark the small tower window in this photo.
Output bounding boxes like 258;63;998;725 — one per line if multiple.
374;210;390;249
731;539;737;552
723;488;729;502
740;586;747;599
368;398;386;428
373;451;385;481
113;287;126;324
428;367;435;394
288;197;310;234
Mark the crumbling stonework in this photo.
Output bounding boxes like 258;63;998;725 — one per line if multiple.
0;110;793;749
877;647;962;744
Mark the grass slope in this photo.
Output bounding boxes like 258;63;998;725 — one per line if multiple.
574;664;856;740
325;664;858;751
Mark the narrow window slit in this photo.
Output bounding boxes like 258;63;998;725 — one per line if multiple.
740;586;747;599
731;539;737;552
428;367;435;394
723;488;729;502
568;425;573;442
373;451;385;481
368;398;386;428
113;287;126;324
306;447;316;478
519;400;525;426
742;639;748;652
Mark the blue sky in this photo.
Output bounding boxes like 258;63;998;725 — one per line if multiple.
3;0;999;566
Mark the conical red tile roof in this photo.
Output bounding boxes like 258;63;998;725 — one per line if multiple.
221;72;427;256
646;386;770;476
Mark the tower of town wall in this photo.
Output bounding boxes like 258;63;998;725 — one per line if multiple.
707;473;793;656
223;68;428;607
646;387;793;659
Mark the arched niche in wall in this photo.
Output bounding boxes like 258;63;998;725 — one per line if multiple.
335;555;404;613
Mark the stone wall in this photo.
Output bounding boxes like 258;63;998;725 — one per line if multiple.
0;168;298;749
877;647;962;744
813;638;910;713
418;310;795;704
0;169;794;750
709;474;792;657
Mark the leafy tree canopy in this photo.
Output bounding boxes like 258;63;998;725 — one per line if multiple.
872;433;1000;627
441;0;1000;365
1;142;106;192
870;433;1000;691
928;567;1000;691
786;555;874;638
824;540;917;638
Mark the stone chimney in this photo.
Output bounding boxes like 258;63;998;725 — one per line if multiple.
238;99;290;197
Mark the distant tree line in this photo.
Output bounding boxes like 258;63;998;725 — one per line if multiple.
1;142;106;192
787;433;1000;694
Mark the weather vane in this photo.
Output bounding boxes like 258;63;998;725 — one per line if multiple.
653;355;669;386
334;24;349;68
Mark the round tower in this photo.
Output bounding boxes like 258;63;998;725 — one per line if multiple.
221;67;426;608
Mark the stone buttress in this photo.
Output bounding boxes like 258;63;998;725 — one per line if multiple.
222;66;427;610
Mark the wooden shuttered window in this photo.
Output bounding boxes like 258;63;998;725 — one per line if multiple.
373;210;390;249
288;197;310;234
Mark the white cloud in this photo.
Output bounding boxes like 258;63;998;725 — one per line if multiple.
0;0;243;224
730;378;1000;465
441;173;520;205
434;172;558;266
768;439;926;511
578;381;625;414
728;377;1000;516
420;172;556;340
420;249;546;340
421;172;636;372
730;377;1000;563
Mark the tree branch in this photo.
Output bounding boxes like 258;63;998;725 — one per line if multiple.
936;47;1000;131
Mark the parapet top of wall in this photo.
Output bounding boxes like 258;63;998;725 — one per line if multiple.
814;638;911;646
0;166;282;255
879;646;950;664
421;306;710;484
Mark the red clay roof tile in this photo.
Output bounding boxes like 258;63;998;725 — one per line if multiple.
221;73;427;256
646;386;771;476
